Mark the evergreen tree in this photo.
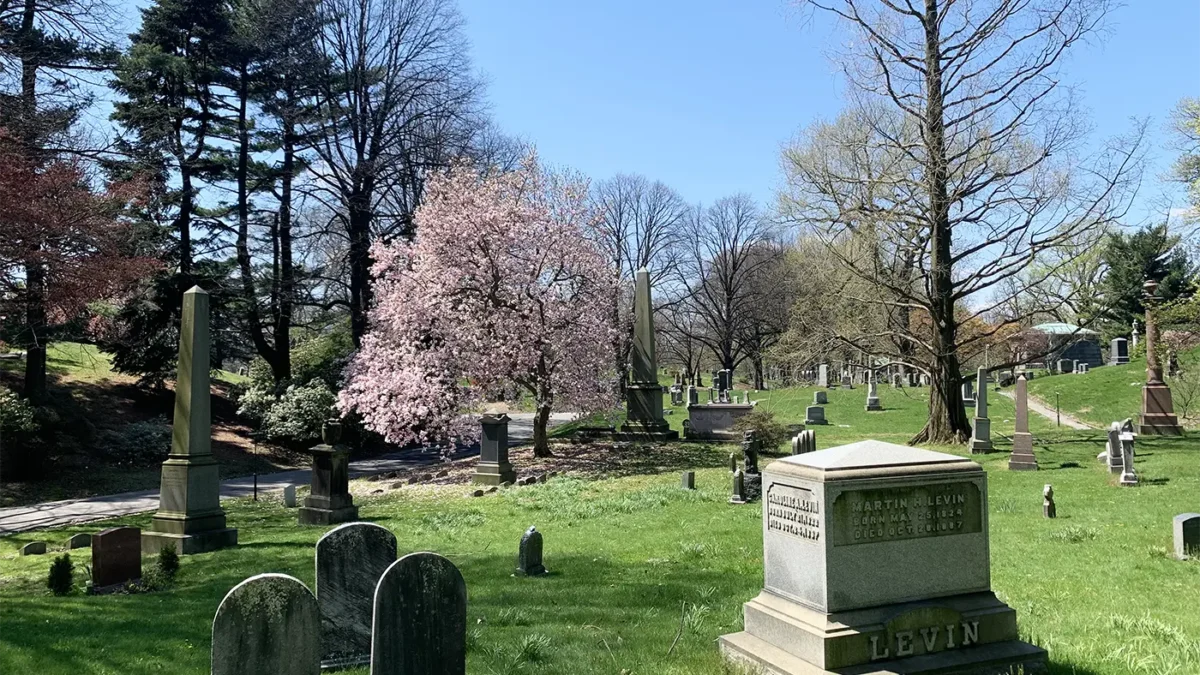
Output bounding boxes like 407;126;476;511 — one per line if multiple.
1098;224;1195;339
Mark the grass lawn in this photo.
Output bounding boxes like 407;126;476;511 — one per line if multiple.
1;383;1198;674
1025;349;1200;431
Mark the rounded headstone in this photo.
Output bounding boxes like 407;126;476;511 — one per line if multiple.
316;522;398;666
371;552;467;675
212;573;320;675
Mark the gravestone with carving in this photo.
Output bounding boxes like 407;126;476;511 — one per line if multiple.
212;574;320;675
316;522;397;668
719;440;1046;674
93;527;142;588
371;552;467;675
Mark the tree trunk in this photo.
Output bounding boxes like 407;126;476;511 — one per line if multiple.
274;124;296;382
348;199;373;346
911;0;972;444
752;356;764;390
22;263;47;404
532;402;553;458
178;164;194;276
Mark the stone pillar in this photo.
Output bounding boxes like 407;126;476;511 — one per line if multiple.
299;421;359;525
142;287;237;555
969;367;992;454
1008;375;1037;470
1138;280;1183;435
473;413;516;485
620;268;678;440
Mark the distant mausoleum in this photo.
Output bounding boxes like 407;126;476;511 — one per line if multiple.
1029;322;1103;369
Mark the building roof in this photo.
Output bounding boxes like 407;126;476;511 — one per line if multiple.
1031;322;1098;336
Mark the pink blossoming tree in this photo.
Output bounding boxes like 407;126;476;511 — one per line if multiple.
338;154;619;457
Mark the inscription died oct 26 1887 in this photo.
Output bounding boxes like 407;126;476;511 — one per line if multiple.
766;481;983;547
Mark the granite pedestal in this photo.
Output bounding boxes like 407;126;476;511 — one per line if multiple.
298;435;359;526
719;440;1046;675
474;413;517;485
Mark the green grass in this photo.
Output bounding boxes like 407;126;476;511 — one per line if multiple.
0;341;247;386
1025;350;1200;430
2;382;1198;674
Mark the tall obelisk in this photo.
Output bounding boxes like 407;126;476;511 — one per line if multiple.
1137;279;1183;435
142;287;238;555
620;269;678;440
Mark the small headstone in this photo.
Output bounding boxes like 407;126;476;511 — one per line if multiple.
212;573;320;675
730;469;746;505
729;452;738;473
681;471;696;490
1118;432;1137;486
1042;485;1056;519
813;391;827;405
20;541;46;556
840;374;853;389
92;527;142;588
805;405;826;425
67;533;91;549
865;379;882;411
686;385;698;406
1103;422;1123;473
372;553;467;675
970;367;992;454
316;522;398;667
517;526;547;576
282;485;297;508
817;364;829;388
1057;359;1072;374
1173;514;1200;560
791;434;801;455
892;372;903;388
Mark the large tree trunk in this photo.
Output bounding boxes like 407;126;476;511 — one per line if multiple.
752;356;765;390
274;124;296;382
912;0;971;444
22;263;47;404
532;402;553;458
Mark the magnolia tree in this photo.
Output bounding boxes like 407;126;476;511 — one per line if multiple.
338;155;618;457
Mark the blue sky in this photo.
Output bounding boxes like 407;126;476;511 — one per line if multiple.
458;0;1200;223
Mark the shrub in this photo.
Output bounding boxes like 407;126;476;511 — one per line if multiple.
47;554;74;596
0;387;38;434
733;409;789;450
260;381;337;444
96;418;171;466
156;545;179;579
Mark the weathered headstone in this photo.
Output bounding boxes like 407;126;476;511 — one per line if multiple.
892;372;903;388
791;429;816;455
282;485;297;508
840;374;853;389
681;471;695;490
1102;422;1123;473
805;405;826;425
1042;485;1056;519
729;452;738;473
969;368;992;454
67;533;91;549
212;573;320;675
93;527;142;588
316;522;397;667
686;385;698;406
730;469;746;505
299;421;359;525
1056;359;1072;374
473;413;515;485
142;287;237;555
620;268;678;440
1174;514;1200;560
517;526;547;575
865;378;882;411
20;541;45;556
1008;374;1037;470
791;434;802;455
371;552;467;675
961;380;975;408
818;364;829;388
1118;432;1137;486
719;440;1046;674
813;391;827;405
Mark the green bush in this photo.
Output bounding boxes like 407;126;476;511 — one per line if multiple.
732;409;789;450
0;387;38;434
156;545;179;579
96;418;171;466
47;554;74;596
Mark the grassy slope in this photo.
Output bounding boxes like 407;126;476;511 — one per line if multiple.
1;384;1198;674
1026;350;1200;430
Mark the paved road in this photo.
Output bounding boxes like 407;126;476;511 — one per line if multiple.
997;390;1092;430
0;412;575;536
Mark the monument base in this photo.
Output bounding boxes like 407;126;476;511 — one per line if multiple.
297;504;359;526
141;528;238;556
615;420;679;442
969;419;991;454
473;461;516;485
1137;385;1184;435
719;591;1046;675
866;402;883;412
1008;433;1038;470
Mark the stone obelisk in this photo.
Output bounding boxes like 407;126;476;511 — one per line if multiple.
1137;279;1183;435
142;287;238;555
620;268;678;440
1008;374;1038;470
969;367;992;453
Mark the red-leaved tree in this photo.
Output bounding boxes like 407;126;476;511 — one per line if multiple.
338;155;618;457
0;134;156;402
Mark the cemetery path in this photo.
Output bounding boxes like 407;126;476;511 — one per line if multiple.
0;412;577;536
998;390;1092;430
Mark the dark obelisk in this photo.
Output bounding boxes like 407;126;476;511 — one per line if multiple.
620;268;678;440
143;287;238;555
1138;279;1184;435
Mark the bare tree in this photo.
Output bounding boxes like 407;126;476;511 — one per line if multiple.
782;0;1144;443
307;0;482;345
592;174;688;394
677;194;778;373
